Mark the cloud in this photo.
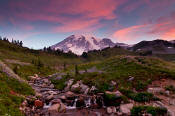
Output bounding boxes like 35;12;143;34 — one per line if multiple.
7;0;127;32
113;24;151;43
113;10;175;43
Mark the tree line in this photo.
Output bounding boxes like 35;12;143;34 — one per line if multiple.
0;36;23;47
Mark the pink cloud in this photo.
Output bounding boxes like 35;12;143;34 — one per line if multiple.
8;0;127;32
113;10;175;43
113;24;150;43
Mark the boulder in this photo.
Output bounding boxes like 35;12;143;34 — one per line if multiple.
128;76;134;81
48;104;60;113
58;103;66;113
43;79;49;84
65;91;75;100
153;101;166;108
147;87;164;94
34;100;44;108
64;79;74;91
51;99;61;105
50;84;54;89
112;106;117;113
35;92;42;98
165;90;170;96
105;90;122;98
29;76;37;82
71;82;80;91
84;88;89;95
80;84;89;93
46;94;54;101
90;86;97;92
107;107;113;114
34;74;38;78
111;81;117;86
76;96;85;108
120;103;133;115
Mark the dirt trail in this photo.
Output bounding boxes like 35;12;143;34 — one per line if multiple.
0;59;26;83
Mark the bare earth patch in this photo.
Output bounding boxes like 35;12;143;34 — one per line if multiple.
149;79;175;116
5;59;31;66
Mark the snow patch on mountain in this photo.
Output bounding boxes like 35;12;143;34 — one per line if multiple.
51;35;116;55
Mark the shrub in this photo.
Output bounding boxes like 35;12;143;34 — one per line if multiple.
131;106;167;116
134;92;153;102
119;88;154;102
165;85;175;93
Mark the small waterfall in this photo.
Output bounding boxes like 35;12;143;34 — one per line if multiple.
43;102;52;109
66;98;77;109
84;97;91;108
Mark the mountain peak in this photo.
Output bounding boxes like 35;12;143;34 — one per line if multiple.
51;35;116;55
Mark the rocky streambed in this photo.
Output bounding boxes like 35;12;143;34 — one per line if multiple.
20;74;133;116
20;74;175;116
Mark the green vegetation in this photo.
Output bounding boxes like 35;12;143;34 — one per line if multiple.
0;71;34;116
76;56;175;90
119;88;156;102
131;106;167;116
81;46;137;61
165;85;175;93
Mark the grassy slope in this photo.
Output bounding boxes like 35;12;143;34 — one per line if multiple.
0;40;83;79
82;46;137;61
0;71;34;116
63;55;175;92
0;40;81;68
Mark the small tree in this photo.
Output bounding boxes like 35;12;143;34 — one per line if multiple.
19;41;23;47
13;65;19;74
75;64;79;75
63;62;66;71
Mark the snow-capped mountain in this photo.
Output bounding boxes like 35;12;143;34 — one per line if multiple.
51;35;116;55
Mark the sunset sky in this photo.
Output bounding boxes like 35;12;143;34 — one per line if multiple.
0;0;175;49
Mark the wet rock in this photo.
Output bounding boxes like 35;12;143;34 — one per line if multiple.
153;101;166;108
64;79;74;91
71;82;80;91
107;107;113;114
80;84;89;93
60;95;66;100
84;88;90;95
35;92;42;98
147;87;164;94
90;86;97;92
120;103;133;115
34;100;44;108
65;91;76;100
51;99;61;105
26;96;36;106
48;103;61;113
105;90;122;98
128;76;134;81
50;84;54;89
43;79;49;83
58;103;66;113
34;74;39;78
107;106;117;114
111;81;117;86
165;90;170;96
76;96;85;108
29;76;37;82
96;96;104;108
46;94;54;101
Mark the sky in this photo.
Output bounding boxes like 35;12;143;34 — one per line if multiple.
0;0;175;49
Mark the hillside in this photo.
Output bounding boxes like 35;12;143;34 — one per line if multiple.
81;46;137;61
131;39;175;54
1;38;175;115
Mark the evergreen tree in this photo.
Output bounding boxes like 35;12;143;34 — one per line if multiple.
19;41;23;47
75;64;79;75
